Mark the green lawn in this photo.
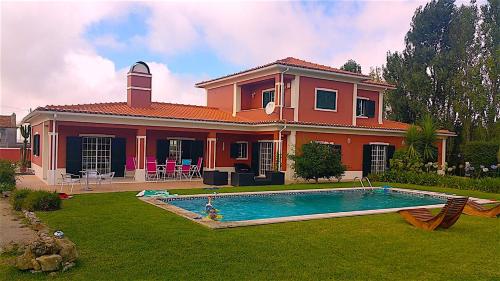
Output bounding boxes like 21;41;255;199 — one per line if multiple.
1;183;499;280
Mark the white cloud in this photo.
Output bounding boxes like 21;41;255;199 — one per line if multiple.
0;1;204;121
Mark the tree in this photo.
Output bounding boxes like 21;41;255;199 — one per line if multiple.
289;142;346;183
419;115;438;163
340;59;362;73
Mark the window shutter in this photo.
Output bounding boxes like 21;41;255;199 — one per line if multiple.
111;138;126;177
362;144;372;177
356;100;361;116
66;136;82;175
156;140;169;165
230;143;238;158
387;145;396;169
191;140;204;167
250;142;260;174
181;140;192;160
332;144;342;160
365;100;376;117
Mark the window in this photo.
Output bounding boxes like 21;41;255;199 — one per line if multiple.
262;89;275;108
371;145;387;174
168;139;182;164
315;89;337;111
33;134;40;156
230;142;248;160
81;137;111;174
357;98;375;117
259;142;274;176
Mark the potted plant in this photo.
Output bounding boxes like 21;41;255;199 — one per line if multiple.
19;124;31;174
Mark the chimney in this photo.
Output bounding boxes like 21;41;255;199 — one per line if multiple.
10;113;16;127
127;61;152;108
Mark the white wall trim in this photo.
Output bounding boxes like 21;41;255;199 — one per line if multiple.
352;83;357;126
127;86;151;91
291;75;300;122
369;142;389;146
378;91;384;124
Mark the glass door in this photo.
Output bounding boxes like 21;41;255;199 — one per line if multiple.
259;142;274;176
81;137;112;174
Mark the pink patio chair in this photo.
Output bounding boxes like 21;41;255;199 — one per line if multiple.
146;156;156;163
190;157;203;178
164;160;177;180
179;159;192;180
124;156;136;177
146;160;159;181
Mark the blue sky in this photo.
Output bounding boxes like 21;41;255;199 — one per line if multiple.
1;1;431;119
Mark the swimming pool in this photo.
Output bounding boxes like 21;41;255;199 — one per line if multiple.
159;188;448;225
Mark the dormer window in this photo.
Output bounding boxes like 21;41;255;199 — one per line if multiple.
357;98;375;117
262;89;275;108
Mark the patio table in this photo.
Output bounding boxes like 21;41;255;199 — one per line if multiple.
79;170;99;191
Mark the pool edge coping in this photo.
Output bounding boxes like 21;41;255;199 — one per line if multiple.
139;187;495;229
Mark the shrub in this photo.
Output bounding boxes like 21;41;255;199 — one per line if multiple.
390;148;423;172
22;191;61;211
0;160;16;186
10;189;31;211
289;142;346;183
0;182;15;192
462;141;499;169
369;171;500;193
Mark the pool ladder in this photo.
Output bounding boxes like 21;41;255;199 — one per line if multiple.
353;177;372;188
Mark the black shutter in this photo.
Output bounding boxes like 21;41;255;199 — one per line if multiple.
387;145;396;169
356;99;361;116
181;140;192;161
66;136;82;175
111;138;126;177
362;144;372;177
365;100;376;117
332;144;342;160
33;135;40;156
190;140;204;166
156;140;169;164
251;142;260;174
230;143;238;158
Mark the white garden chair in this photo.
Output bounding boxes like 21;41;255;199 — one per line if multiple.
60;173;80;194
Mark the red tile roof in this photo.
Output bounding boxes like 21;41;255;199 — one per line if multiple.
0;115;15;128
36;102;453;135
196;57;395;88
39;102;250;123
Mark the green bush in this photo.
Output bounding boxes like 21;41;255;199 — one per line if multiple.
0;160;16;186
369;170;500;193
390;148;423;172
22;191;61;211
462;141;499;168
10;189;31;211
289;142;346;183
0;182;15;192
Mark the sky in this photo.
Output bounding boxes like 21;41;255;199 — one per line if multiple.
0;0;469;121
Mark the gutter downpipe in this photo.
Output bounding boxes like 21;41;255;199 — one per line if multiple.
51;113;57;185
278;67;289;171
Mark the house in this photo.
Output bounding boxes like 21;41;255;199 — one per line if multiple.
0;113;18;148
22;58;454;185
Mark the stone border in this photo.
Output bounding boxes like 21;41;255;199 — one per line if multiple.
140;187;496;229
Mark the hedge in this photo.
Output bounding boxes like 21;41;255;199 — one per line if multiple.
0;159;16;188
369;170;500;193
462;141;499;168
10;189;61;211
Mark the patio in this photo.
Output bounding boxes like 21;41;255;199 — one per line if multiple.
16;175;215;194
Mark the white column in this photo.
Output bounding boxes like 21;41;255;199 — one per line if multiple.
206;138;217;170
352;83;358;126
285;130;296;181
47;132;58;185
378;91;384;124
441;138;447;167
135;135;146;182
232;83;241;117
291;75;300;122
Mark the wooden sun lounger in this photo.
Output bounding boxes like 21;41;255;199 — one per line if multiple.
463;200;500;218
397;197;469;231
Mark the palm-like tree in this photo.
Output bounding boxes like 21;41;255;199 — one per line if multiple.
19;124;31;170
419;115;437;163
405;125;421;158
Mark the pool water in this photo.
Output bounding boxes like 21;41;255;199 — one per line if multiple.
165;189;446;222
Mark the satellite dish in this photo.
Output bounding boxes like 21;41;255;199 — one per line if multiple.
265;102;276;115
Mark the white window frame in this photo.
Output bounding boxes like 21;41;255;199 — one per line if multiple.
314;88;338;112
371;144;387;174
356;97;369;118
81;136;112;175
259;141;274;176
262;88;275;108
168;139;183;164
235;141;248;160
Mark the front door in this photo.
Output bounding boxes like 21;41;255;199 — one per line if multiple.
81;136;112;174
259;142;274;176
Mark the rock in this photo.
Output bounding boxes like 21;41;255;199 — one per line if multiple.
15;249;35;270
1;241;18;254
55;238;78;262
30;237;58;257
36;254;62;272
32;259;41;271
62;261;75;272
